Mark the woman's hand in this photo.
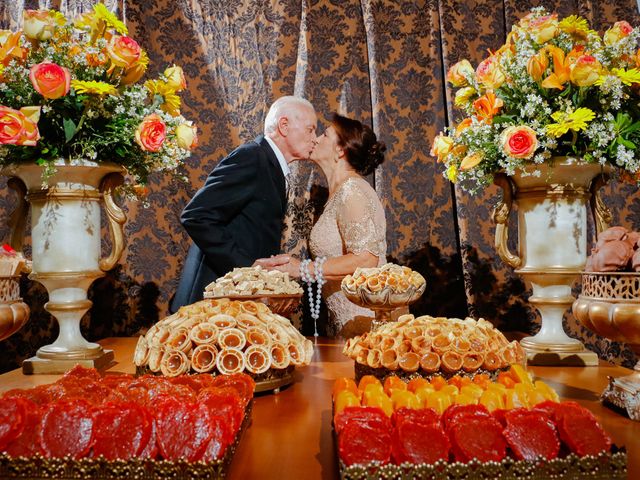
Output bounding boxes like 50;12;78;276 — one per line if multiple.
273;257;302;279
253;254;291;269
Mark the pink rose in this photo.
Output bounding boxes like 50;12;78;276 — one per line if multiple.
0;105;40;146
29;62;71;99
475;56;505;90
500;126;538;159
135;113;166;152
107;35;141;68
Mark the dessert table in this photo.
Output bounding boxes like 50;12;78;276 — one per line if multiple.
0;336;638;479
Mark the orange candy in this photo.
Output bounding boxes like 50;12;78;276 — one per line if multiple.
383;376;407;396
430;375;447;391
472;373;490;389
358;375;381;393
332;377;359;399
448;375;463;390
497;372;517;389
407;377;430;393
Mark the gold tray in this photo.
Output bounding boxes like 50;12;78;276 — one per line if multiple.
202;293;302;317
0;401;253;480
136;365;296;395
354;360;510;383
332;411;627;480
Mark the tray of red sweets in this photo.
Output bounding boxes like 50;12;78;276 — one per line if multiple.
333;402;627;480
0;366;254;479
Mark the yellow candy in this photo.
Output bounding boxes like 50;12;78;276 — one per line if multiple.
440;384;459;397
426;390;452;414
453;393;477;405
414;386;435;406
509;364;534;388
363;391;393;416
334;390;360;415
480;389;504;411
504;386;528;409
391;390;421;410
362;382;385;402
527;388;547;406
460;384;484;399
486;382;507;393
534;380;560;402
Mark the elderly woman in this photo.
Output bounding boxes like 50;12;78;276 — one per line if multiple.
257;113;387;337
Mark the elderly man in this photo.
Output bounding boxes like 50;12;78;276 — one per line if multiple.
171;96;317;311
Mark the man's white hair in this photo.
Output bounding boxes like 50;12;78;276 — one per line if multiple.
264;96;314;135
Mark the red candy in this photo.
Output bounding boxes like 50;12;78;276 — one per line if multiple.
448;415;507;463
39;399;95;459
339;416;392;466
503;408;560;460
92;401;153;460
392;419;450;464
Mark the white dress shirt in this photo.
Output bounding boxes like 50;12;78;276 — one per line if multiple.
264;136;290;188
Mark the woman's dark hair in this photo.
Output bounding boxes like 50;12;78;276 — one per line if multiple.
331;113;385;176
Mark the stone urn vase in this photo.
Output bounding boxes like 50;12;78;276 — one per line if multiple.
2;160;126;374
493;157;611;365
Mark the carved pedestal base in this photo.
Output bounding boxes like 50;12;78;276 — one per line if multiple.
602;370;640;421
22;349;114;375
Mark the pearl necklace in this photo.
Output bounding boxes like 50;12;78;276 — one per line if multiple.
299;256;327;337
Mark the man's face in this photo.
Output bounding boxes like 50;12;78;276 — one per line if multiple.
285;106;317;161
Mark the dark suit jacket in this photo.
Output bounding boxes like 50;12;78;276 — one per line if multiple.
170;135;287;311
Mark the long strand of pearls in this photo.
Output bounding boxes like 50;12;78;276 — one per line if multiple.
299;256;327;337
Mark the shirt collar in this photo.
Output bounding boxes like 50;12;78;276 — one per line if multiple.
264;135;290;179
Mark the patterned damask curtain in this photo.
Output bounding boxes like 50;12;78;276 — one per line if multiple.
0;0;639;372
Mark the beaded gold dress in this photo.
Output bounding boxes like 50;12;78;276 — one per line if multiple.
309;177;387;337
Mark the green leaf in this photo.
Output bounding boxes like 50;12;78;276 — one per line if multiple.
618;137;636;149
63;118;77;143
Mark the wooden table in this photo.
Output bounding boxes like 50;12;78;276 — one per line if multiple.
1;337;639;479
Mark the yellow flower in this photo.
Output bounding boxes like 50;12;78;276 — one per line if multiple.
93;2;128;35
546;108;595;137
454;87;476;108
446;164;458;183
71;80;118;95
611;68;640;86
146;79;181;116
570;55;602;87
558;15;593;40
121;49;149;85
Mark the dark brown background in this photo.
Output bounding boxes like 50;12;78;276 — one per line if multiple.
1;0;639;373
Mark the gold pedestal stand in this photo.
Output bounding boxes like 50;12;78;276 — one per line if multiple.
573;272;640;419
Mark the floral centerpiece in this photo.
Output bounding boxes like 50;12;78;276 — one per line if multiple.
0;3;197;197
431;7;640;193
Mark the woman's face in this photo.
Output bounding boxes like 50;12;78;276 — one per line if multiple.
310;125;340;164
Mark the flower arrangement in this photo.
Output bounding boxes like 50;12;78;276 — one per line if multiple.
0;4;197;196
432;7;640;193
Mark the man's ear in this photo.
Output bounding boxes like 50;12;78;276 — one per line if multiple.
277;116;289;136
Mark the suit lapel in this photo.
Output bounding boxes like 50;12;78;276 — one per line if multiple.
257;135;287;208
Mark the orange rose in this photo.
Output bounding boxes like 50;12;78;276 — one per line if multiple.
604;21;633;46
527;51;549;82
528;14;558;43
475;56;505;90
23;10;64;41
447;60;474;87
135;113;166;152
29;62;71;99
175;123;198;150
107;35;141;68
473;91;503;123
570;55;602;87
164;65;186;91
0;105;40;146
500;126;538;159
430;133;454;161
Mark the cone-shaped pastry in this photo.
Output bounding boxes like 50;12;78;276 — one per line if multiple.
209;313;236;329
367;349;382;369
462;352;484;372
244;345;272;374
240;301;260;315
287;342;304;366
420;351;441;373
133;335;149;367
270;343;291;369
245;327;271;347
398;352;420;372
160;349;190;377
216;348;246;375
191;344;219;373
147;347;165;372
236;313;260;329
218;327;247;350
381;348;399;370
441;351;463;373
189;322;219;345
482;351;501;371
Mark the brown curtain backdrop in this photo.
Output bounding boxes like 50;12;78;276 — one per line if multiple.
1;0;639;372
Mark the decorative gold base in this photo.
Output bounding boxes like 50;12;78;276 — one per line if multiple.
602;371;640;421
254;370;295;394
22;349;115;375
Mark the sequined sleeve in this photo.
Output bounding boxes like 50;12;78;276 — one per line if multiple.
335;181;386;257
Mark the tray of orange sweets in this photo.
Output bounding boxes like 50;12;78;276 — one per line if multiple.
343;314;525;382
0;366;253;479
331;366;626;479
